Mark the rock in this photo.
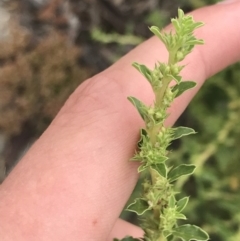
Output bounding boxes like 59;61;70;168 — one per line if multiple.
0;134;5;154
0;6;10;40
0;134;6;183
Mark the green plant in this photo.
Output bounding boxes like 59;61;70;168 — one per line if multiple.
115;9;209;241
91;28;144;45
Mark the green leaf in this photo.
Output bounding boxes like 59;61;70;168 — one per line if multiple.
163;230;172;238
149;26;161;38
172;126;196;140
137;129;148;148
138;163;148;173
172;224;209;241
169;195;175;208
127;96;148;120
168;164;196;182
192;22;204;30
177;197;189;212
166;235;174;241
178;9;185;19
167;74;182;84
186;39;204;45
151;163;167;177
132;62;152;84
172;81;197;98
113;236;142;241
126;198;151;215
175;212;187;220
171;19;180;31
149;26;166;45
156;155;169;163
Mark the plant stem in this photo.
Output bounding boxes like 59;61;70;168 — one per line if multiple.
146;50;176;240
168;49;177;65
155;77;171;107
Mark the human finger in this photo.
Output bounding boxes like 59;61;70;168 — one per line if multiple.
0;2;240;241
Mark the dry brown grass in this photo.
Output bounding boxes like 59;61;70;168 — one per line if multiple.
0;22;91;137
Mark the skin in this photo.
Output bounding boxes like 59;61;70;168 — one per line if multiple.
0;1;240;241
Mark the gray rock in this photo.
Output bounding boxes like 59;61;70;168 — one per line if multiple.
0;6;10;40
0;134;5;153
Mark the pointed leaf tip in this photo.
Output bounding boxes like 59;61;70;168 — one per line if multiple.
168;164;196;182
149;26;166;44
172;126;196;140
172;81;197;98
177;197;189;212
137;128;148;148
132;62;152;84
114;237;141;241
178;9;185;19
126;198;151;215
127;96;147;121
151;163;167;178
173;224;209;241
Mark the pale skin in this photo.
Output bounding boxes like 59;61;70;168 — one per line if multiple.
0;2;240;241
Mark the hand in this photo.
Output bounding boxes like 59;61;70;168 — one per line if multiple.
0;1;240;241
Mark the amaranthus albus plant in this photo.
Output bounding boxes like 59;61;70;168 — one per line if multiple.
115;9;209;241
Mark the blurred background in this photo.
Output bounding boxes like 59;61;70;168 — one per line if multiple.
0;1;240;240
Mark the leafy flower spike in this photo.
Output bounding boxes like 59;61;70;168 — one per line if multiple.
115;9;209;241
